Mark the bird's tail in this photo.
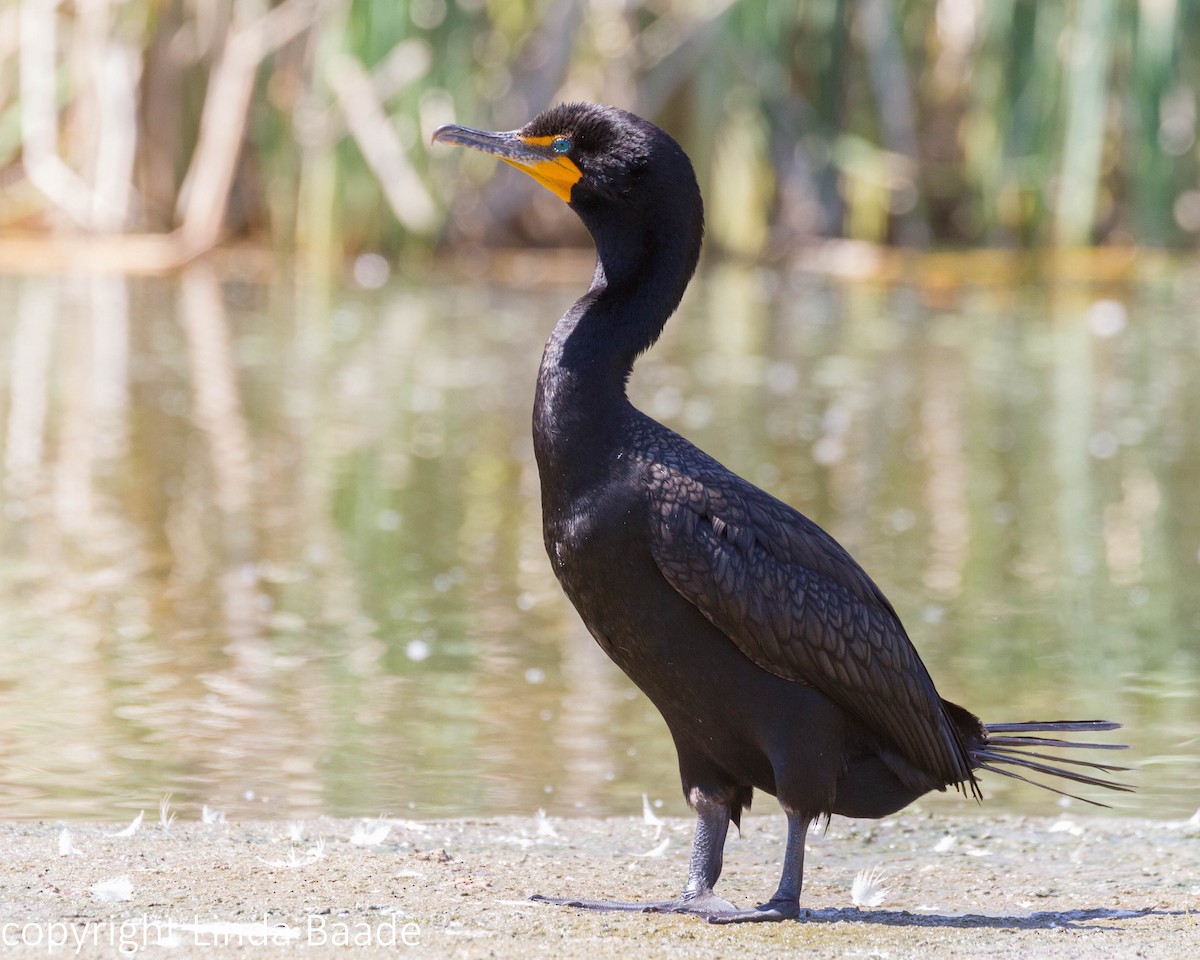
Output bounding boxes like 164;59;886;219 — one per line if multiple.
970;720;1133;807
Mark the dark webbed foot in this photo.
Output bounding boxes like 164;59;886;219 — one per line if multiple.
531;891;738;917
706;897;801;924
703;810;810;923
531;795;742;919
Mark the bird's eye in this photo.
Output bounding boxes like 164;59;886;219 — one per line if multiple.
552;137;572;154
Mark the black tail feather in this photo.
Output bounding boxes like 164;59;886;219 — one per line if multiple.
974;762;1110;807
981;746;1129;774
973;749;1132;791
973;720;1133;808
985;735;1129;752
985;720;1121;734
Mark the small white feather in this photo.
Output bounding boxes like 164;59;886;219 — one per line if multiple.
201;805;226;825
641;794;664;827
106;811;144;838
534;809;559;838
642;794;665;840
58;829;83;857
259;838;325;869
632;837;670;858
349;821;391;846
91;876;134;902
851;865;888;907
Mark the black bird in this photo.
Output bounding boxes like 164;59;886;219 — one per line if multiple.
432;103;1130;923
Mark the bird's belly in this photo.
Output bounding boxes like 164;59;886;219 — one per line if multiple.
547;522;847;800
547;518;709;679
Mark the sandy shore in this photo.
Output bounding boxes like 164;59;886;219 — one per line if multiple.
1;811;1195;958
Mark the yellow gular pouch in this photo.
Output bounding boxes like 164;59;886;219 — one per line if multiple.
507;135;583;203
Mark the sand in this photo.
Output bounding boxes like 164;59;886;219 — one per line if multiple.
1;811;1195;958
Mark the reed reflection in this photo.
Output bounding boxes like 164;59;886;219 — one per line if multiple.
0;263;1196;820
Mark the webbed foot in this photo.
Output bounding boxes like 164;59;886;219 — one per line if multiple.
706;897;801;924
531;891;738;917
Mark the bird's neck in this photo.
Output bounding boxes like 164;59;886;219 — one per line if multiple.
532;243;686;496
531;284;637;491
532;196;700;501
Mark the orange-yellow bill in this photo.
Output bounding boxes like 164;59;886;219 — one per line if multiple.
432;125;582;203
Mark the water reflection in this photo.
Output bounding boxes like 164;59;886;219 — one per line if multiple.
0;261;1197;821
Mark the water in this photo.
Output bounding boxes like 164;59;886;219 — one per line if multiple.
1;258;1197;822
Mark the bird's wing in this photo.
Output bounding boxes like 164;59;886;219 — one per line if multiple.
643;456;974;788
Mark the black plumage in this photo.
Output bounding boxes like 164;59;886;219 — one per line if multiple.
433;103;1130;923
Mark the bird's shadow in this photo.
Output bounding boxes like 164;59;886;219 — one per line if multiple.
798;906;1159;931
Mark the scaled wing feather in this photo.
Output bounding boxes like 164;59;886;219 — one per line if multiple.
643;455;974;789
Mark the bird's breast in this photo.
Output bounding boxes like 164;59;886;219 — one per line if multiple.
542;482;636;578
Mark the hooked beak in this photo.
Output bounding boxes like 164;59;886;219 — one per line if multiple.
432;124;582;203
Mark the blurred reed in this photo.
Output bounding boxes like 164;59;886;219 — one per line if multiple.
0;0;1197;267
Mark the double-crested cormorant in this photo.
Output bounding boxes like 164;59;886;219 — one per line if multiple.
433;103;1130;923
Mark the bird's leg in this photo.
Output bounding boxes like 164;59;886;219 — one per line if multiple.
531;797;737;916
665;795;737;913
707;809;809;924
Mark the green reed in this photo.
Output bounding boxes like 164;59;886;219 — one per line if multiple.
0;0;1196;262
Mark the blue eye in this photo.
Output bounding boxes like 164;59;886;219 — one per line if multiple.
552;137;572;154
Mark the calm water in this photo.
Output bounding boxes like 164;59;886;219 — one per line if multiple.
0;259;1197;822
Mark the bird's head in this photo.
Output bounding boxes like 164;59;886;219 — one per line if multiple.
433;103;703;298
